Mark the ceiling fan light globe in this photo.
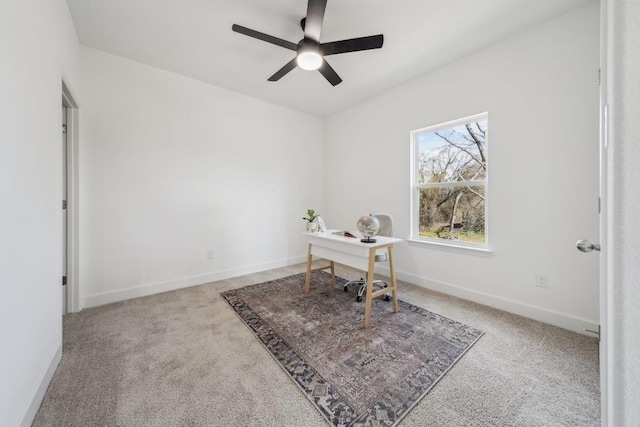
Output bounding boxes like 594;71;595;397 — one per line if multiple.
297;51;323;71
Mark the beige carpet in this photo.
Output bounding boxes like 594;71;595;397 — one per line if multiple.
33;263;600;426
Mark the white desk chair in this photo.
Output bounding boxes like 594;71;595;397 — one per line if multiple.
343;213;394;302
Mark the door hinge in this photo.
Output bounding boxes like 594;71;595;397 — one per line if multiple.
63;200;67;209
598;68;601;86
62;276;67;286
62;124;67;134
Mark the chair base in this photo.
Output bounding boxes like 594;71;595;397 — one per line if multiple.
343;278;391;302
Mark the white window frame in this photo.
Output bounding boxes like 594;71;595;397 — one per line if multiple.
409;112;491;254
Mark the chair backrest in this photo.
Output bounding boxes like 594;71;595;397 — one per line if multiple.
373;213;394;237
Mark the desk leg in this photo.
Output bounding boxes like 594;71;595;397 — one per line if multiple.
363;246;376;329
388;245;399;313
304;243;312;294
329;261;336;286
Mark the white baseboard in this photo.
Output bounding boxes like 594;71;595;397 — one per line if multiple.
82;256;598;336
376;267;599;336
18;344;62;427
82;256;308;309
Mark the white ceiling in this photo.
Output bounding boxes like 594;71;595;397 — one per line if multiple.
66;0;590;117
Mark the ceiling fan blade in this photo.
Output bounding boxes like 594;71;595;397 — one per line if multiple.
318;59;342;86
268;58;299;82
321;34;384;56
232;24;297;51
304;0;327;42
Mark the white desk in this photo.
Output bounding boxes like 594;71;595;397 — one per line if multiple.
304;231;403;328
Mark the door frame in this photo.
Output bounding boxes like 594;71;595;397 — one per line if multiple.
599;0;614;424
62;81;80;313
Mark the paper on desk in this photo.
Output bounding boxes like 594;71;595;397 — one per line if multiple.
332;230;364;239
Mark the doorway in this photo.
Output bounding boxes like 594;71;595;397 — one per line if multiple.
62;82;78;314
62;99;68;314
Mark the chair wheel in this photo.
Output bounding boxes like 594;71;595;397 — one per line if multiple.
383;294;391;301
356;295;362;302
343;286;348;292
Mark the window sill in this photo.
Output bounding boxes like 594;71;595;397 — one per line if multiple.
407;239;494;257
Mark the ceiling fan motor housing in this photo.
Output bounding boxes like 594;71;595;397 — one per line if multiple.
297;38;320;54
296;39;323;70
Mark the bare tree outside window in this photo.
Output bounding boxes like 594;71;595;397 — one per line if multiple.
412;114;488;245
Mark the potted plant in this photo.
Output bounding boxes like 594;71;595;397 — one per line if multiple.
302;209;319;233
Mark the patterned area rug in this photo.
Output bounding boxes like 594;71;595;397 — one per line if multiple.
221;272;483;426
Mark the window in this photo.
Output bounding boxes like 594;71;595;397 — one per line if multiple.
410;113;488;248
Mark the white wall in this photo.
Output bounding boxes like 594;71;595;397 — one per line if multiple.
610;0;640;423
79;47;325;307
0;1;80;426
324;2;600;334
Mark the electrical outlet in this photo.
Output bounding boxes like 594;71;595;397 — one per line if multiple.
207;250;215;260
535;273;549;288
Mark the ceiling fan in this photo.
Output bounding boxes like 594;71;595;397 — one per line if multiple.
232;0;384;86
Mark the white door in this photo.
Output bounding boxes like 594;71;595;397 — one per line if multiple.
576;4;609;423
575;3;612;424
598;3;611;424
62;100;68;315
